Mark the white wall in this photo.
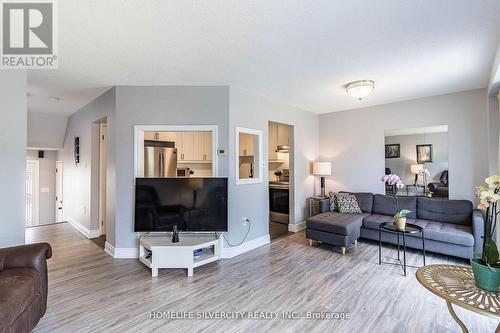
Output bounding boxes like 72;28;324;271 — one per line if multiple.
229;87;319;243
27;111;68;149
60;88;116;241
0;72;27;247
114;86;230;249
319;89;488;202
27;150;57;224
385;132;448;185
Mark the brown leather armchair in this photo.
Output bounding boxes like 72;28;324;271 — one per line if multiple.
0;243;52;333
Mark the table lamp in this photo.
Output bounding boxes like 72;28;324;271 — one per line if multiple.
313;161;332;197
411;164;423;186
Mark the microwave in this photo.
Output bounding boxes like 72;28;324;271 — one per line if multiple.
177;167;192;178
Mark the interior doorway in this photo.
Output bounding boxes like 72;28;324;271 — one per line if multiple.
99;122;107;236
268;121;294;241
25;160;40;227
55;161;63;222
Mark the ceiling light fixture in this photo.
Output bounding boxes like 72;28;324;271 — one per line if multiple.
346;80;375;100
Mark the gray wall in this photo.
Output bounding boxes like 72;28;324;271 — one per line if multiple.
60;88;116;241
114;86;230;248
488;96;499;174
27;150;57;224
228;87;319;243
27;111;68;149
385;132;448;185
0;72;27;247
319;89;488;202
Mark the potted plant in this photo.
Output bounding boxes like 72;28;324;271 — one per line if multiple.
473;175;500;291
381;174;411;230
419;168;433;197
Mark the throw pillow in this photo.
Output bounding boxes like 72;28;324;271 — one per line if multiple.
337;193;362;213
328;191;337;211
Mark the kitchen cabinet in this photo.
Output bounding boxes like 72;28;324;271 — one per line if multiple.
277;123;289;147
268;122;288;161
239;132;255;156
203;132;212;161
176;131;212;163
193;132;206;161
176;132;194;161
144;132;158;140
159;132;176;142
268;122;278;161
144;132;176;142
144;131;212;163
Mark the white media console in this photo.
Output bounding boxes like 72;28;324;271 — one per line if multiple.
139;234;221;277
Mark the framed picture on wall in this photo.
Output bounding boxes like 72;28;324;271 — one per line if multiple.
385;144;400;159
417;144;433;164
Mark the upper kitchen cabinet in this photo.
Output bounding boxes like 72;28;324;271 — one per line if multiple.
177;131;212;163
144;131;158;140
239;132;255;156
144;131;176;142
268;122;289;162
176;131;194;161
193;131;212;162
277;123;289;147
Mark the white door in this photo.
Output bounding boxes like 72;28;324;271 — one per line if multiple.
55;161;63;222
26;160;39;227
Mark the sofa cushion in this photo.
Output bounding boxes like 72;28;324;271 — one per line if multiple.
373;194;417;219
340;192;374;213
417;198;472;225
328;192;337;211
307;212;369;235
337;194;362;213
362;214;417;230
0;268;41;326
413;219;474;247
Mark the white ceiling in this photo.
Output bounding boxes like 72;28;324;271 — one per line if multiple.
27;0;500;116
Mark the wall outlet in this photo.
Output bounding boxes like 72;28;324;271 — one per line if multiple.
241;217;250;226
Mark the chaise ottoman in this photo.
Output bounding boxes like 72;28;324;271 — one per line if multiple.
306;211;369;254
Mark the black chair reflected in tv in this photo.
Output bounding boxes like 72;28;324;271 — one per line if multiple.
134;178;228;232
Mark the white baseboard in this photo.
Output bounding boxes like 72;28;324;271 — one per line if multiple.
288;221;306;233
221;234;270;259
66;216;101;239
104;241;139;259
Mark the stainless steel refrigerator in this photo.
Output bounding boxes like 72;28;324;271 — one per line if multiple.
144;140;177;178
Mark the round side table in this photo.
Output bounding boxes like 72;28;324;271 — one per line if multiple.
378;222;426;276
416;264;500;333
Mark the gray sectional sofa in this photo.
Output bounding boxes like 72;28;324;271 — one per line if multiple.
306;193;484;259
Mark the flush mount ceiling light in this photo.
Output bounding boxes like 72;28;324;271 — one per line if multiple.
345;80;375;100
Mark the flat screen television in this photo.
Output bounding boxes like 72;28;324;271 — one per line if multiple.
134;178;228;232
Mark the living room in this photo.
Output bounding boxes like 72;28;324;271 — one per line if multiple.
1;1;500;333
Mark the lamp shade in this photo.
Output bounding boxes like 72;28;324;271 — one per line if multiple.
410;164;423;174
313;162;331;176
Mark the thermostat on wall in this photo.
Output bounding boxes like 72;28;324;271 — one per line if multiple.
217;148;227;156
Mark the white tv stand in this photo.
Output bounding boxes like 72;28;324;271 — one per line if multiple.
139;233;221;277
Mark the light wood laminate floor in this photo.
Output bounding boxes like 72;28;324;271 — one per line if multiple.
26;222;497;333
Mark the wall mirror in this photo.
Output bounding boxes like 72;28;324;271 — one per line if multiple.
236;127;263;184
384;125;449;198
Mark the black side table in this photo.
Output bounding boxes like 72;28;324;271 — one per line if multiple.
378;222;426;276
